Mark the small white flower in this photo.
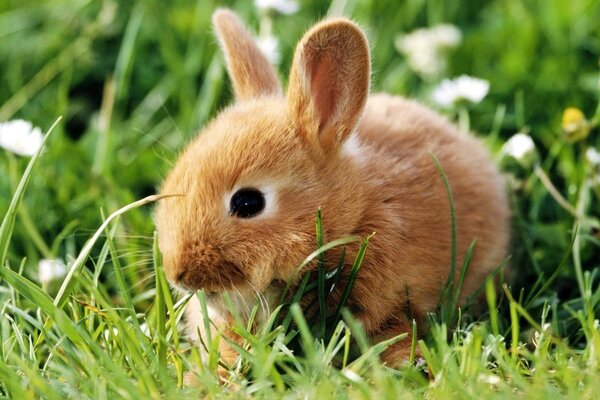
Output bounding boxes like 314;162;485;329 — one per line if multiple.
478;373;501;385
255;0;299;15
414;356;427;369
103;327;120;341
431;24;462;47
38;258;67;286
255;35;281;65
502;133;535;161
542;323;551;332
341;368;362;383
431;75;490;108
533;323;552;349
395;24;461;79
0;119;44;157
140;322;150;336
586;147;600;166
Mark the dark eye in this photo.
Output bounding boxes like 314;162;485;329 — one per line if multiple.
229;188;265;218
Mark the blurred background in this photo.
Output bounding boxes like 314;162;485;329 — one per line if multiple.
0;0;599;343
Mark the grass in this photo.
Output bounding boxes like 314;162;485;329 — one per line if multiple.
1;0;600;398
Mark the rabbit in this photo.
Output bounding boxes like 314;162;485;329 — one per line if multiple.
154;8;510;373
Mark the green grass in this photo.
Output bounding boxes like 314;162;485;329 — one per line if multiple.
1;0;600;398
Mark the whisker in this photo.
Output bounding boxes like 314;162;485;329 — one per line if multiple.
249;283;268;321
111;248;154;255
130;273;157;292
234;286;251;321
69;231;154;241
104;264;156;280
106;258;155;268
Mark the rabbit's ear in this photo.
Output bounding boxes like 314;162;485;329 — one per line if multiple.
213;9;282;100
287;19;370;155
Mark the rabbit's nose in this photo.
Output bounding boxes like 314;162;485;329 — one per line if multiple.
174;269;186;283
173;267;197;290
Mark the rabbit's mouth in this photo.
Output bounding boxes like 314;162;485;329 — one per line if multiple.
171;260;248;294
193;282;284;323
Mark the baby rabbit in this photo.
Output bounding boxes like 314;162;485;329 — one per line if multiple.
154;9;510;371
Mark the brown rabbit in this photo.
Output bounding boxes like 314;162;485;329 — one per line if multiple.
154;9;510;372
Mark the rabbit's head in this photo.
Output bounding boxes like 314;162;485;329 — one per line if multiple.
155;10;370;295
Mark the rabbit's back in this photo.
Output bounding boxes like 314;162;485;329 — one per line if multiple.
351;93;509;315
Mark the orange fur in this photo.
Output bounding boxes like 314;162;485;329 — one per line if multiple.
213;10;281;100
154;9;510;372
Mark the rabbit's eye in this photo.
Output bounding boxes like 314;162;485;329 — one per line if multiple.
229;188;265;218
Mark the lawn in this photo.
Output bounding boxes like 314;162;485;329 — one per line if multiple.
1;0;599;398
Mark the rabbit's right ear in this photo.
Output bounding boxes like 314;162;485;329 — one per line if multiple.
213;9;282;101
286;19;370;156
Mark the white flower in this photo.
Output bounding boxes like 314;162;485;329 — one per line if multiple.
395;24;461;79
414;356;427;369
140;322;150;336
431;75;490;108
542;323;551;332
502;133;535;160
103;327;120;341
478;373;501;385
586;147;600;166
38;258;67;286
256;35;281;65
341;368;363;383
0;119;44;157
255;0;299;15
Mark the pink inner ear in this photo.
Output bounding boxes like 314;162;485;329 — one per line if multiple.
309;51;338;132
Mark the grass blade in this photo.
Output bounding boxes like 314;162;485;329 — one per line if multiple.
153;231;168;377
0;117;61;269
486;278;499;337
54;193;182;308
430;152;457;292
103;217;141;331
333;234;373;327
0;267;95;360
315;209;327;337
278;235;360;304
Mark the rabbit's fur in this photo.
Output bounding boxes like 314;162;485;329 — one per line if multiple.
154;9;510;370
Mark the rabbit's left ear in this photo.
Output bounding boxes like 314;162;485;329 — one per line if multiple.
213;9;282;100
287;18;370;155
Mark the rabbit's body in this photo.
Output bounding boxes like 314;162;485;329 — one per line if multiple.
343;94;508;338
155;10;509;371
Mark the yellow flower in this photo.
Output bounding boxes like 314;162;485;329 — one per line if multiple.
561;107;590;142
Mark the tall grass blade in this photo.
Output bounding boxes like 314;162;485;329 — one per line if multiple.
0;267;127;379
409;318;418;363
0;360;29;399
152;256;166;376
54;193;182;308
486;278;499;336
315;208;327;338
524;227;576;308
430;153;457;291
104;219;141;331
0;117;61;269
290;303;315;359
279;235;360;303
333;234;373;328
